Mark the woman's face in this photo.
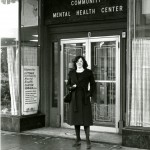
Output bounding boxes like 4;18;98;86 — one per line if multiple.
76;58;83;68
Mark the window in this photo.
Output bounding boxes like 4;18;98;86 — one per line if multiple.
21;0;40;115
127;0;150;127
0;0;20;115
0;0;40;116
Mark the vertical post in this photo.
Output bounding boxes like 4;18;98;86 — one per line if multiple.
19;0;21;116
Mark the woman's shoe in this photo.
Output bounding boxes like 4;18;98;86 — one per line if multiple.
87;144;91;149
86;141;91;149
72;140;81;147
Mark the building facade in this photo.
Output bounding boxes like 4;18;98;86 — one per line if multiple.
122;0;150;149
1;0;150;149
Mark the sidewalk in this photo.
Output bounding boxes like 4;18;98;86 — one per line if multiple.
1;129;147;150
23;127;122;145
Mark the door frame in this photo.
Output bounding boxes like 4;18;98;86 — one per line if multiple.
60;35;120;133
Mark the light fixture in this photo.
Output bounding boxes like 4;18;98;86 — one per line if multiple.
32;35;38;37
30;40;38;42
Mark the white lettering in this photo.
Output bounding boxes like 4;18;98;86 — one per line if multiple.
101;8;104;13
112;6;115;12
101;6;123;13
76;8;95;15
116;6;119;11
74;0;77;5
120;6;123;11
108;7;112;12
71;1;74;6
71;0;101;6
78;0;82;5
82;0;85;4
53;12;71;18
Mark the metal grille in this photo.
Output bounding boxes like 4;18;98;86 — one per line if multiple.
92;103;115;124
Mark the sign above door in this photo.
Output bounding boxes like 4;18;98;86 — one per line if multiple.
45;0;127;25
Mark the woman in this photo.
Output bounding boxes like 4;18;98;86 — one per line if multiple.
66;56;96;149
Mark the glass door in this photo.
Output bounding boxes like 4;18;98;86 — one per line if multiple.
61;36;120;133
89;37;120;133
61;38;88;128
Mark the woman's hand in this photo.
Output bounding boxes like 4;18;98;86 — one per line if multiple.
69;84;77;91
72;84;77;88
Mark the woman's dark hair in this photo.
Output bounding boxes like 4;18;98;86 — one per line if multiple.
73;56;88;69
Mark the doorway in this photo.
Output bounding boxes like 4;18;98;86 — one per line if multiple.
60;36;120;133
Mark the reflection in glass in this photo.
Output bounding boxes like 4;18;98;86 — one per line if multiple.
63;42;86;122
21;0;38;47
0;1;19;115
92;82;116;126
63;43;86;80
21;0;40;115
91;41;116;127
91;41;116;81
127;0;150;127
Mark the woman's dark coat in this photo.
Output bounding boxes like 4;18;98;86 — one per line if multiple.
66;69;96;126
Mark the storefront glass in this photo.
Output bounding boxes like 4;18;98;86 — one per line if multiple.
0;0;20;115
21;0;40;115
127;0;150;127
1;0;40;116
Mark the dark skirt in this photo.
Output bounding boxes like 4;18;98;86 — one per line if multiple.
67;88;93;126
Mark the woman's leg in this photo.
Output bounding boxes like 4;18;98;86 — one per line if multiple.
75;125;81;141
72;125;81;147
84;126;91;149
